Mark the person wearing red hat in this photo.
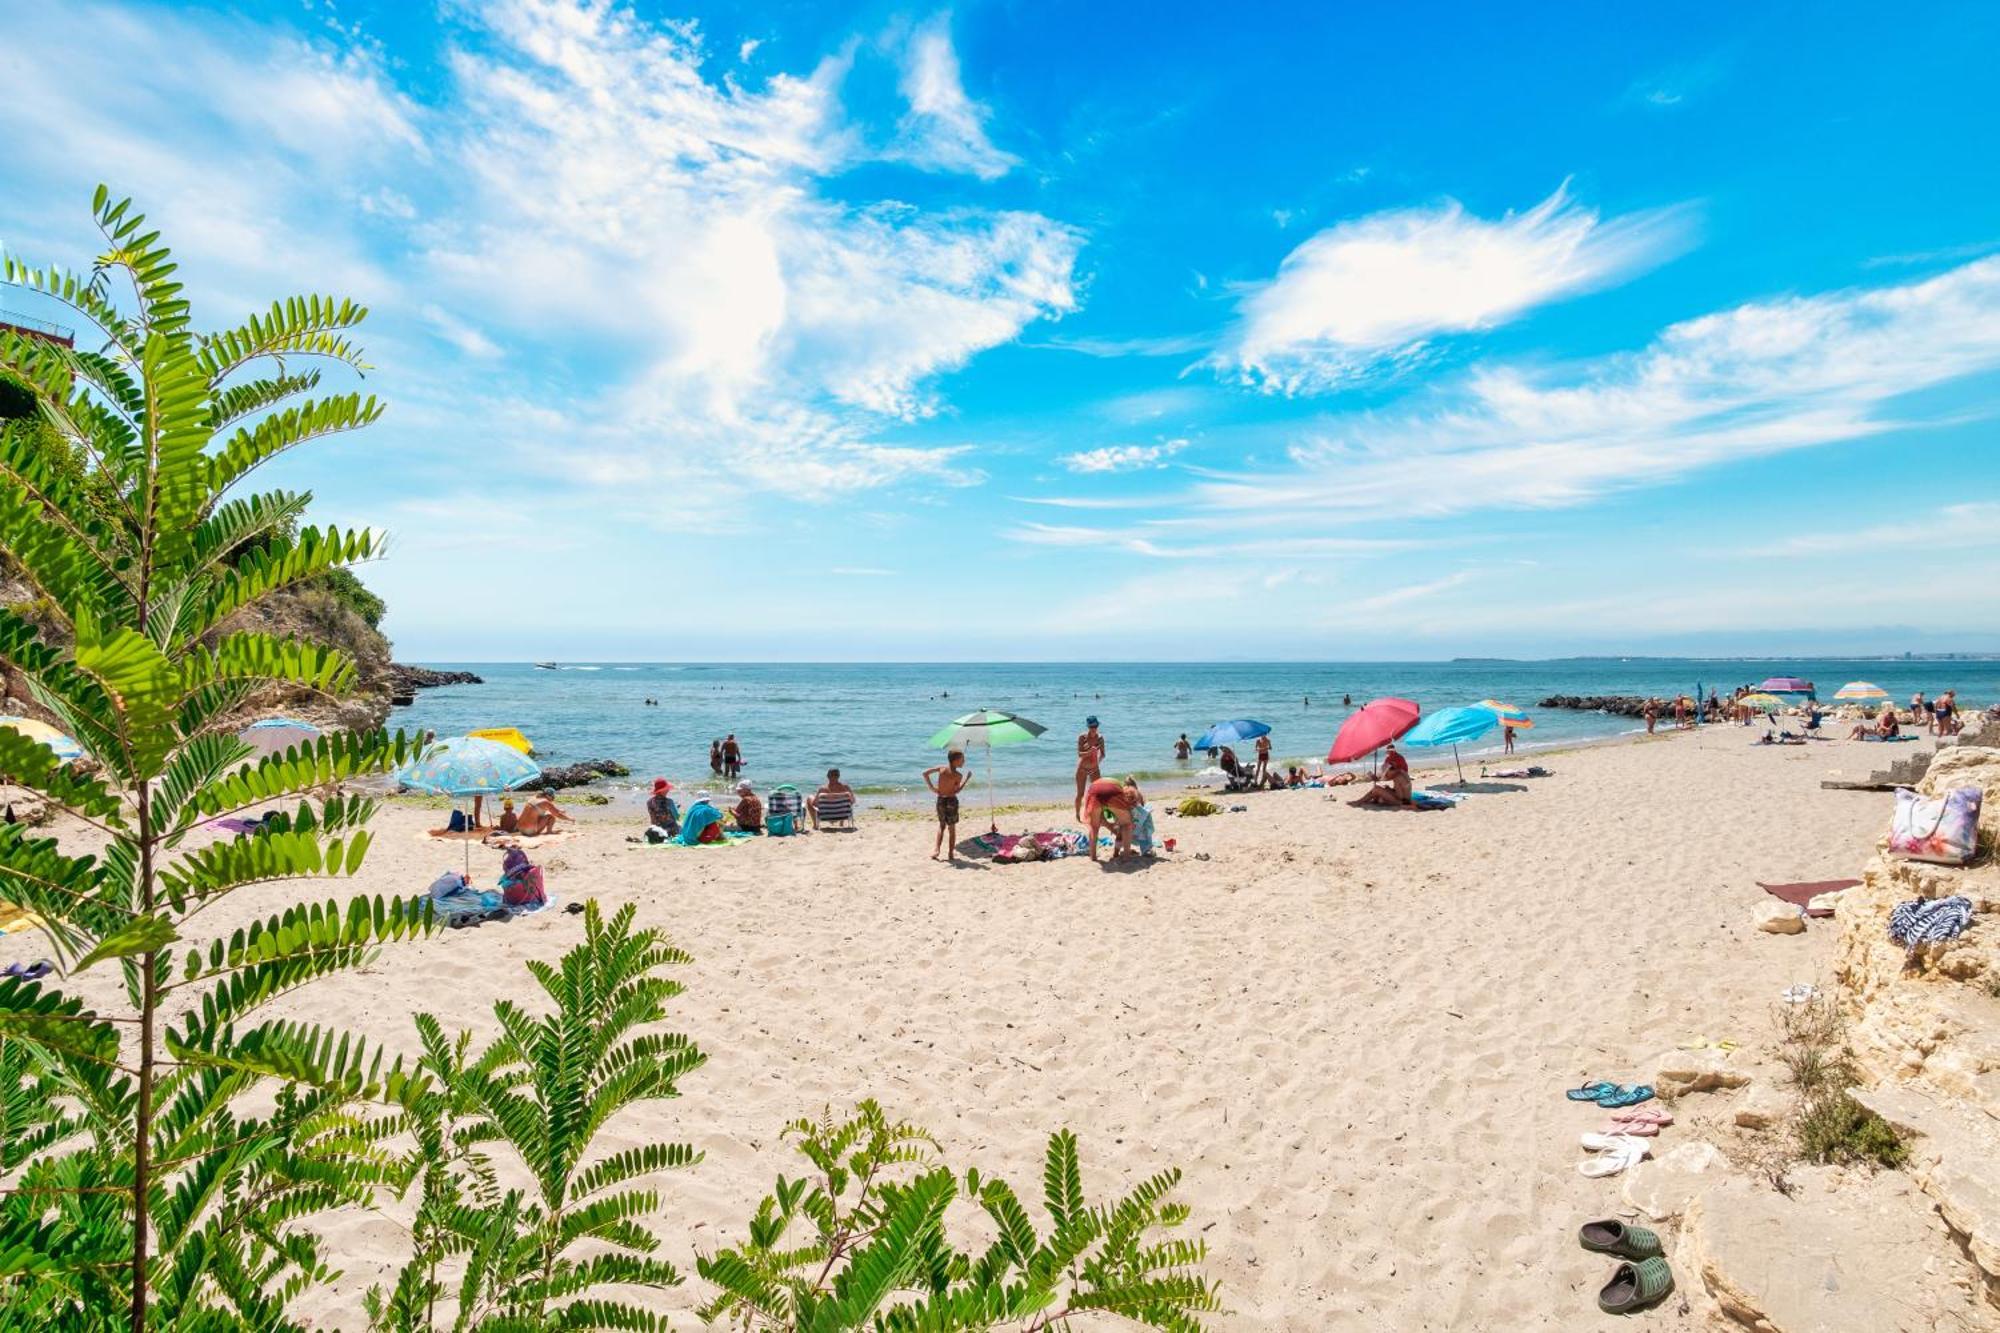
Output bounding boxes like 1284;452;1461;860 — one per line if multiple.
646;778;680;837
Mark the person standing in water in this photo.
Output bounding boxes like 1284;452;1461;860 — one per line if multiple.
722;733;743;780
1174;733;1192;761
1074;716;1106;820
709;740;723;776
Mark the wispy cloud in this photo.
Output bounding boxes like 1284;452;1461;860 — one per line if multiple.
1863;239;2000;269
888;12;1018;181
1004;521;1415;560
1033;332;1210;358
1744;502;2000;557
1057;440;1187;473
1214;184;1694;394
1194;254;2000;519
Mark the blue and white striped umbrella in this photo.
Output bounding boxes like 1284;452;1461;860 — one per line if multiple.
239;716;322;757
396;735;542;796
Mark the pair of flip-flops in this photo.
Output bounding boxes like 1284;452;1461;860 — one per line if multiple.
1567;1080;1655;1109
1579;1221;1675;1314
1578;1133;1652;1177
2;960;53;980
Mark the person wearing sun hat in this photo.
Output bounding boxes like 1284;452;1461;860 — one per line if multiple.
1074;715;1106;820
645;778;679;838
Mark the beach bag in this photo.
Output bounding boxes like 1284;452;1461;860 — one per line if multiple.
767;813;797;837
500;863;545;909
1889;786;1982;865
644;824;671;844
445;809;470;833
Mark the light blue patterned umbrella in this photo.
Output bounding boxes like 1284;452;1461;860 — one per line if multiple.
397;735;542;796
0;715;85;763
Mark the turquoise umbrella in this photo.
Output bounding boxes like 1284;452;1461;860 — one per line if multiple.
1400;705;1501;784
928;709;1045;833
398;736;543;877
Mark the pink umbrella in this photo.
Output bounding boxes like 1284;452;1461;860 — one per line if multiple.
1328;698;1422;764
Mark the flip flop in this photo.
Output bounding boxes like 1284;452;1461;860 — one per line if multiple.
1597;1084;1656;1109
1578;1142;1648;1178
1603;1119;1658;1137
1610;1106;1673;1126
1676;1036;1739;1052
1567;1081;1618;1102
1;960;52;980
1598;1256;1675;1314
1578;1220;1665;1261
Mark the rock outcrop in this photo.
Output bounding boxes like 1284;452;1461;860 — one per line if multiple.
389;664;485;691
533;759;631;791
1828;743;2000;1309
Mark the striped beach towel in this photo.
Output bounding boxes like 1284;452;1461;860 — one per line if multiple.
1888;895;1974;956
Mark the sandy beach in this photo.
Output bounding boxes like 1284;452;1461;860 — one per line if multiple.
9;722;1949;1328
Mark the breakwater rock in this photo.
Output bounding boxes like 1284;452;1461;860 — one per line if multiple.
1537;694;1656;717
535;759;630;790
390;664;484;691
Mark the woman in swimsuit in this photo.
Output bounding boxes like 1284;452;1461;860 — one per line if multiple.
1074;716;1106;820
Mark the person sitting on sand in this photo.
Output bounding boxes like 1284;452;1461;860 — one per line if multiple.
513;790;575;837
731;781;763;833
924;750;971;862
646;778;680;837
1850;706;1900;741
496;798;519;834
808;768;854;829
1174;734;1192;761
676;791;725;845
1083;775;1142;862
1353;742;1413;807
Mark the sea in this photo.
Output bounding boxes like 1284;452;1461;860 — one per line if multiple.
385;659;1999;806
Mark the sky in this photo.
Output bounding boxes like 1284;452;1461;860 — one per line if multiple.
2;0;1998;662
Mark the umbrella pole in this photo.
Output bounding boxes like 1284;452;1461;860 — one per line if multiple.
1453;743;1465;785
987;742;997;834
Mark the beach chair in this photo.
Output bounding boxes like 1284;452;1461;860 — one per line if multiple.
1219;752;1258;793
810;789;856;830
766;784;805;837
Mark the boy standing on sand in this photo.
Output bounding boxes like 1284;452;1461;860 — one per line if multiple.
924;749;970;862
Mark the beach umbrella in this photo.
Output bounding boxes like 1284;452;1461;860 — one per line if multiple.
0;716;84;763
238;717;321;757
1327;697;1421;766
1833;681;1889;701
1757;676;1816;696
1191;719;1270;750
468;726;535;755
927;709;1046;833
1738;692;1787;713
1474;699;1533;730
397;735;543;877
1402;704;1500;783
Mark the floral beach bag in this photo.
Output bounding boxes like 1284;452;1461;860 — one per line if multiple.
1888;786;1982;865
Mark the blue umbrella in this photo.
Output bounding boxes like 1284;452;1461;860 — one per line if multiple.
1192;719;1271;750
1400;705;1501;784
398;736;544;877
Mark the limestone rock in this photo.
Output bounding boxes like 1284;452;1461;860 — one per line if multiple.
1687;1168;1992;1333
1621;1140;1729;1221
1807;888;1851;917
1851;1082;2000;1303
1731;1085;1790;1132
1755;899;1806;934
1656;1047;1753;1099
0;784;50;827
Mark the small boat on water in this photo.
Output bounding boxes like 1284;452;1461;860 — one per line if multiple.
533;662;559;670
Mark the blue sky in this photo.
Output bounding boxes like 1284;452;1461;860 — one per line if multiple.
3;0;1998;661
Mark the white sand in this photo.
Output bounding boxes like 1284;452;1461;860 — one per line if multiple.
8;725;1912;1328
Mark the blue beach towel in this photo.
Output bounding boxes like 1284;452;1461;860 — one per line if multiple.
676;801;723;846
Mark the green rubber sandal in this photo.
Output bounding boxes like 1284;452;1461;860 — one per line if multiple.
1598;1256;1674;1314
1578;1219;1664;1261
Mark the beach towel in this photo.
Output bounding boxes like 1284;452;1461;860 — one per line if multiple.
1131;804;1157;854
971;830;1090;862
632;831;752;850
0;904;46;937
1888;895;1974;957
427;871;505;927
1490;766;1551;779
1411;791;1461;810
1758;879;1860;919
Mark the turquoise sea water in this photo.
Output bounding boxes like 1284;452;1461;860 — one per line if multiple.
387;659;1998;804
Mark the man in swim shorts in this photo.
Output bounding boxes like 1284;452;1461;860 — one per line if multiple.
924;749;970;862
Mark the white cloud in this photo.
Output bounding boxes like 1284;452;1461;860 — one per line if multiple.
1057;439;1187;473
1193;255;2000;519
1216;184;1694;394
888;13;1018;181
739;37;763;61
1745;503;2000;557
1004;521;1414;561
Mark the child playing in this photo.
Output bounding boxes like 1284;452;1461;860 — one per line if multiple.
924;749;971;862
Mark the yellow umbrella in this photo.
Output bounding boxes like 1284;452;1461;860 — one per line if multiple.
0;715;85;761
468;727;534;755
1738;693;1787;712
